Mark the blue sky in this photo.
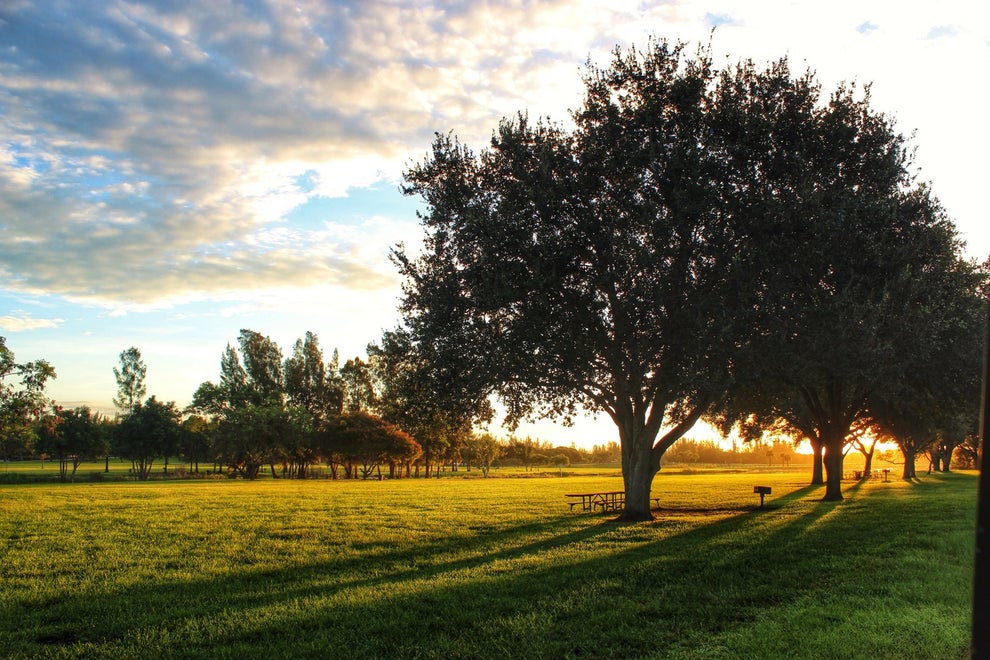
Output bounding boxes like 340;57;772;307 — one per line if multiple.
1;0;988;447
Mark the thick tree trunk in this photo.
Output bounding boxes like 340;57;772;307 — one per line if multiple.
810;439;824;485
621;443;659;521
822;440;845;501
939;447;953;472
902;449;917;479
614;409;660;521
862;449;875;476
611;393;706;521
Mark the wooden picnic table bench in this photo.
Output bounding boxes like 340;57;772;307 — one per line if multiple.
565;491;661;513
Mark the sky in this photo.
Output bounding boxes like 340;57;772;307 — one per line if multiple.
1;0;988;448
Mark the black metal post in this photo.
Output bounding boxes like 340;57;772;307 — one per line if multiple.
972;301;990;658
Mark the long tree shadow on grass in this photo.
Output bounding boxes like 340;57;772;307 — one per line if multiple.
2;513;617;653
3;478;973;657
5;485;827;656
204;483;852;657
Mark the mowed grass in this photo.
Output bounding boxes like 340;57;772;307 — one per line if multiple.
0;470;976;658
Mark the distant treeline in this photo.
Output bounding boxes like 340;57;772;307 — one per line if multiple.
2;325;980;486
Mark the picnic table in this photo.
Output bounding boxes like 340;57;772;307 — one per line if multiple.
565;491;624;512
565;491;661;513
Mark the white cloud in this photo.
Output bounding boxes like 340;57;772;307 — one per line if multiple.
1;0;988;315
0;314;63;331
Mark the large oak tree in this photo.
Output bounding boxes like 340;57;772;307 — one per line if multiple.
396;39;970;516
397;41;761;519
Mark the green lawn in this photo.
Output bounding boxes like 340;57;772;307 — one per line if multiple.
0;470;976;658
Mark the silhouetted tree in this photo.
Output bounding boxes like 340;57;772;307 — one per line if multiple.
285;332;344;422
869;257;985;479
0;337;55;461
112;347;147;413
399;40;928;516
369;329;485;478
397;41;765;518
711;74;973;499
113;397;182;480
35;405;108;481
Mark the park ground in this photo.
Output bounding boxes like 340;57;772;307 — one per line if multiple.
0;466;976;658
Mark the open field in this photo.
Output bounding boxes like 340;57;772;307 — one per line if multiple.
0;469;976;658
0;452;906;483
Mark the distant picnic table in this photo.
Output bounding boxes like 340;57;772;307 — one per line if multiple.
565;491;660;513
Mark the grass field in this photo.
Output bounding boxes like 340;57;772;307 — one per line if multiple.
0;469;976;658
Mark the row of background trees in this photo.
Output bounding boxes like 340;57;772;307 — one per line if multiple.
0;336;607;481
1;330;979;483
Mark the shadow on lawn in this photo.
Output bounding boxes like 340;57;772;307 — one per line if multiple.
4;481;918;657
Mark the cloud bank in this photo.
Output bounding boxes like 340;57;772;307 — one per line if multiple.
0;314;62;332
1;0;987;312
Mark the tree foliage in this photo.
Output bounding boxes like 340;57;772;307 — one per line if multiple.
322;410;421;479
711;73;983;496
285;332;344;422
191;329;426;479
369;329;485;478
340;357;377;414
397;41;754;517
35;405;109;481
179;414;215;473
867;257;986;478
112;346;147;413
113;396;182;480
395;38;977;515
462;432;502;476
0;337;56;461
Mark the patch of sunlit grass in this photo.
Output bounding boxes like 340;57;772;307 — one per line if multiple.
0;470;976;657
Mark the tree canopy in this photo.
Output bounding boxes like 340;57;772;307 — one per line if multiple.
0;337;55;461
36;406;109;482
395;38;978;517
112;347;147;413
114;396;182;480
